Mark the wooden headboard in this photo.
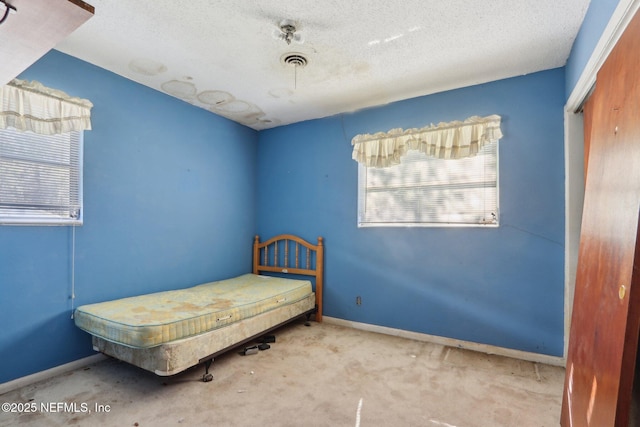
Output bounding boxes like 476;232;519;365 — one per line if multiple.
253;234;324;322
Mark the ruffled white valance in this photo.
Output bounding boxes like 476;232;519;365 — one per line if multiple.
352;115;503;168
0;79;92;135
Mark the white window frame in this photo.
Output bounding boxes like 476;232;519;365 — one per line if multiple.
0;127;83;226
357;142;499;228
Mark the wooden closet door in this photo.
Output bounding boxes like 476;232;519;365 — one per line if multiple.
561;8;640;427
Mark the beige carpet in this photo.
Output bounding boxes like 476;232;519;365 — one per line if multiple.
0;321;565;426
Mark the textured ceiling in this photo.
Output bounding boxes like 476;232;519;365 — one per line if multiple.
54;0;591;130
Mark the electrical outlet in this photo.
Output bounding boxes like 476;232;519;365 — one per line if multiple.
356;296;362;306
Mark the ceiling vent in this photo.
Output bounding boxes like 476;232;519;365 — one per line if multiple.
281;53;308;68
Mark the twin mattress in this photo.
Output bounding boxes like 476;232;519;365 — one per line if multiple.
74;273;313;349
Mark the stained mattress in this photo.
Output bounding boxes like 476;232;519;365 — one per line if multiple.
74;273;313;348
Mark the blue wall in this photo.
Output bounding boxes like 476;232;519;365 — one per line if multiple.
4;0;618;381
257;69;566;356
0;51;258;383
566;0;621;98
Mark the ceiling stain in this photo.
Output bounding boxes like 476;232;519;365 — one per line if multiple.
198;90;234;105
161;80;197;100
129;58;167;76
202;90;277;127
157;74;279;127
268;88;294;99
216;100;251;113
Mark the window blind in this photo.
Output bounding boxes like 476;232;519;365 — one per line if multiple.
358;142;498;227
0;128;82;224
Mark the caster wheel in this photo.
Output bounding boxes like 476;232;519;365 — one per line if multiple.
203;373;213;382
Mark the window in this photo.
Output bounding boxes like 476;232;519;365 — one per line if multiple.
357;141;499;227
352;115;502;227
0;128;83;225
0;79;92;226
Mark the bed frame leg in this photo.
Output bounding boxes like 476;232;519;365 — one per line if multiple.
202;358;214;382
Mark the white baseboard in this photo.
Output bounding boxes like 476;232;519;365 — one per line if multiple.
0;354;107;396
323;316;566;367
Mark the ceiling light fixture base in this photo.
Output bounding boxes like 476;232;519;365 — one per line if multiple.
277;19;303;45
